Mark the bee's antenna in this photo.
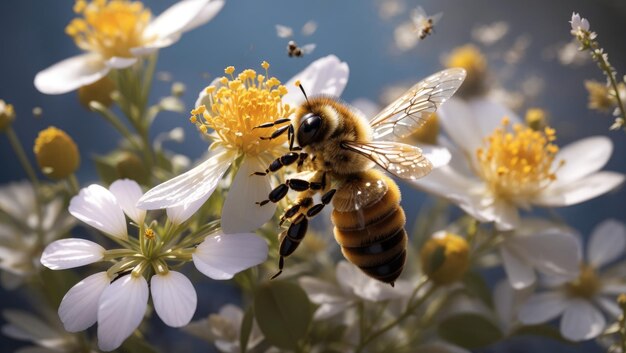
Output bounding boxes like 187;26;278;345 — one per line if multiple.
295;80;309;105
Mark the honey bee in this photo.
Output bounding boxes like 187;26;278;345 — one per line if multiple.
287;40;316;58
254;68;466;285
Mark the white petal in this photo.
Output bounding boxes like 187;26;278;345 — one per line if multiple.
109;179;146;225
166;192;210;225
411;165;480;208
283;55;349;106
493;280;533;331
193;232;268;280
602;283;626;295
420;145;451;169
40;239;105;270
69;184;128;240
492;199;520;231
97;275;149;351
588;219;626;268
500;245;536;289
105;57;137;69
535;172;625;207
596;296;621;318
299;277;348;305
137;149;235;210
59;272;110;332
151;271;197;327
553;137;613;185
511;230;581;279
560;299;605;341
336;261;405;301
144;0;212;41
221;157;275;233
179;0;225;33
34;54;108;95
518;292;568;324
438;98;520;155
314;302;353;320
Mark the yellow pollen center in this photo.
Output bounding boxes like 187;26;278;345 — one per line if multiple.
475;118;563;200
66;0;152;58
566;265;600;299
190;63;293;157
144;228;155;239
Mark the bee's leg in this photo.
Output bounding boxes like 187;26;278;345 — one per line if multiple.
259;125;290;141
253;118;292;130
306;189;337;217
279;197;313;226
251;152;301;176
256;183;289;206
271;214;309;280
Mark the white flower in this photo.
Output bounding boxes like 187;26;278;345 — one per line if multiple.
570;12;590;35
412;98;624;230
40;179;268;351
2;308;95;353
299;261;411;320
183;304;264;353
518;219;626;341
500;219;581;289
34;0;225;94
137;56;350;234
0;181;75;289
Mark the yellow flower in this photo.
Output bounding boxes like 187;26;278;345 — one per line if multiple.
34;127;80;179
0;100;16;132
420;231;469;285
445;44;487;97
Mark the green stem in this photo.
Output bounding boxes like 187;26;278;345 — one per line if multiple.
355;281;436;352
67;174;80;195
89;101;142;150
6;127;40;188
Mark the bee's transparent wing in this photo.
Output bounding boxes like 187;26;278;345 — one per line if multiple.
369;68;466;141
301;43;316;55
275;24;293;38
342;141;432;180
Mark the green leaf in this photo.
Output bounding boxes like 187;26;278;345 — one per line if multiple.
462;271;493;308
512;324;571;344
253;280;313;350
240;306;254;353
438;313;503;349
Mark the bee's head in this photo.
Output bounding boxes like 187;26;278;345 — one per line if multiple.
296;112;323;147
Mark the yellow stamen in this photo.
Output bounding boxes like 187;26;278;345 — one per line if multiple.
66;0;152;59
475;118;563;201
144;228;155;239
189;62;293;157
566;264;600;299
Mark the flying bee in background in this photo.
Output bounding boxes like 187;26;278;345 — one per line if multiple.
276;22;317;58
287;40;316;58
412;6;442;40
254;68;466;285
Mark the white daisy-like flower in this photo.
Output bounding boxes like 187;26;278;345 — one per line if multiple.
570;12;590;35
34;0;225;94
412;98;625;230
299;261;411;320
40;179;268;351
137;56;350;234
518;219;626;341
0;181;75;289
500;218;581;289
183;304;264;353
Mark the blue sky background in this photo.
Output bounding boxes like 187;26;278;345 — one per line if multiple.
1;0;625;352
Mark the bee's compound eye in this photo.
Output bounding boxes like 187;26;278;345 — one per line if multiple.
297;113;322;147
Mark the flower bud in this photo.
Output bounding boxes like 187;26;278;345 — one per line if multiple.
0;100;16;131
78;77;116;108
445;44;487;97
116;152;148;185
420;231;470;285
411;113;439;145
34;126;80;179
525;108;548;131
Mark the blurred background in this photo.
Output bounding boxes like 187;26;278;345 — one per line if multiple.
0;0;625;352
